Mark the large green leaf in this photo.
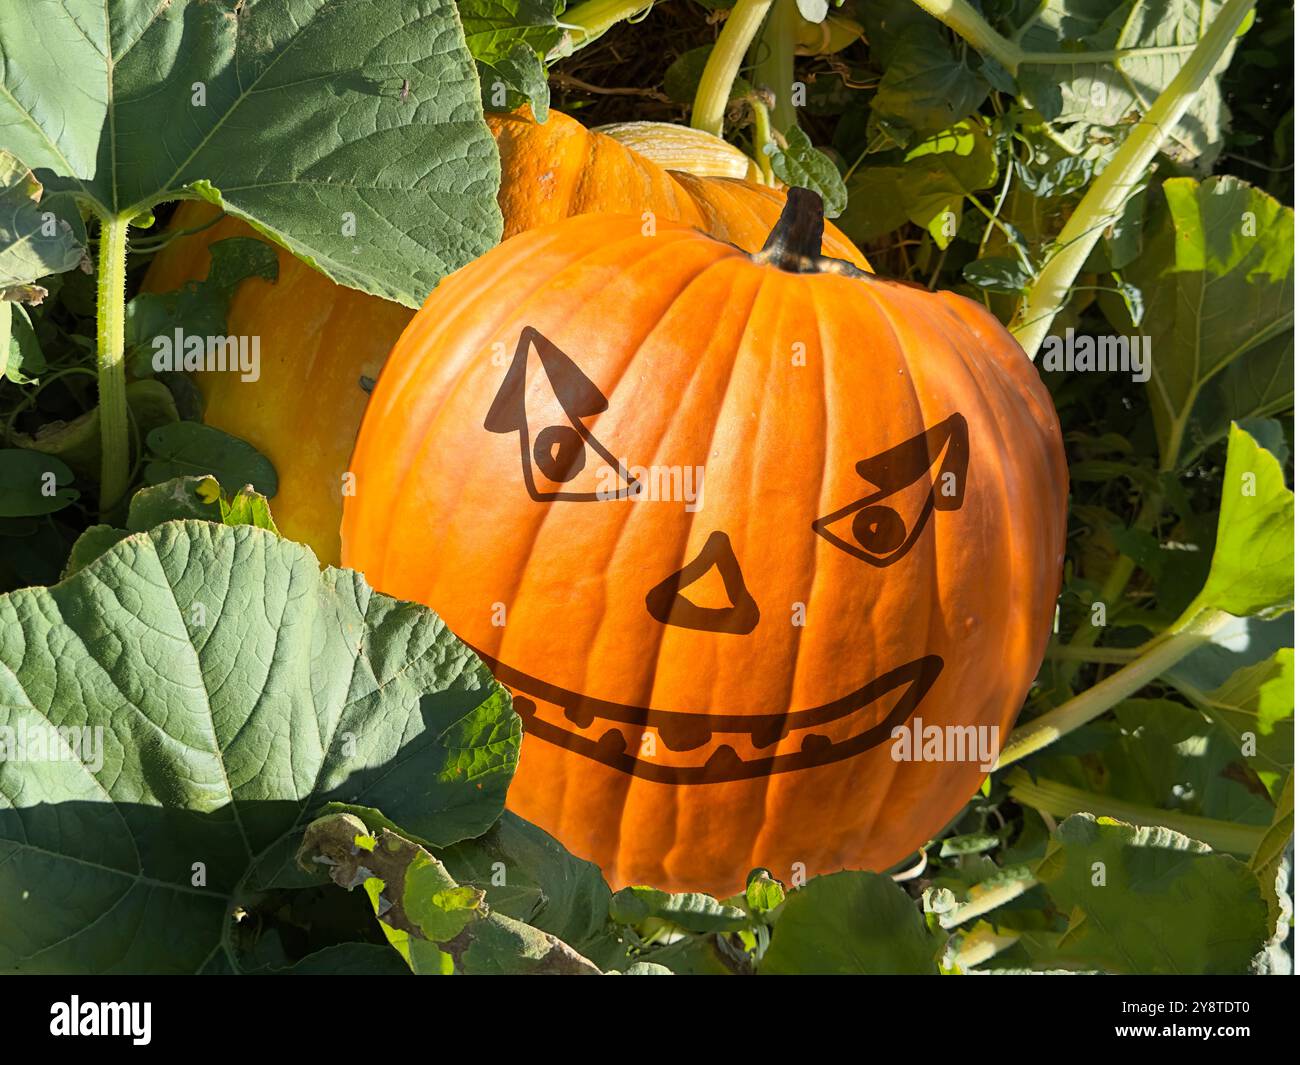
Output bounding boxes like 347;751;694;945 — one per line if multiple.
1198;651;1294;800
0;521;519;973
1034;814;1270;974
759;871;942;974
1100;177;1293;467
1016;0;1242;164
1180;422;1294;623
0;0;502;307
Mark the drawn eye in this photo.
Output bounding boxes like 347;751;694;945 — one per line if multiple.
484;327;641;501
812;414;968;567
534;425;586;483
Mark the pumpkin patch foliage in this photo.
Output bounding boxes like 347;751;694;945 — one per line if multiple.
0;0;1292;980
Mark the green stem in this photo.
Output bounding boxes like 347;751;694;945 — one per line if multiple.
1010;0;1255;358
1044;644;1140;664
750;97;776;185
692;0;775;137
551;0;657;59
906;0;1022;73
1006;770;1269;855
908;0;1206;73
752;0;798;136
96;213;131;518
997;608;1234;770
1018;44;1199;65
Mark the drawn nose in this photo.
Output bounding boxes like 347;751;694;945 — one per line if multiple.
644;531;760;634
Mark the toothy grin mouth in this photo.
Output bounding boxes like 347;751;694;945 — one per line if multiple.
471;651;944;784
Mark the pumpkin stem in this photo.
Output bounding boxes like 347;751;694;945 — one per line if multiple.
756;187;826;272
752;186;872;280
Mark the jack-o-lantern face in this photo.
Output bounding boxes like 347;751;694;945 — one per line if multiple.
342;195;1067;894
475;325;965;784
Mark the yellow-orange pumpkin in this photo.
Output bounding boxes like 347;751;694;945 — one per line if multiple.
341;191;1068;895
143;111;867;564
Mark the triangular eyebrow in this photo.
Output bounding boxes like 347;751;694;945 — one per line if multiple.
484;326;609;434
854;413;968;507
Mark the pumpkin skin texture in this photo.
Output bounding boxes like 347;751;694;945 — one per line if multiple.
142;112;866;564
340;199;1068;896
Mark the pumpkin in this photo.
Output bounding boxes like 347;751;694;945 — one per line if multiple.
340;190;1068;896
143;111;867;564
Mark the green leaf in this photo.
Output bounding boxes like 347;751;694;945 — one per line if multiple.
0;150;84;290
124;237;278;374
0;521;519;973
478;41;551;123
963;255;1034;293
619;961;674;975
459;0;559;122
0;0;502;307
1249;773;1292;951
219;484;279;534
764;127;847;218
128;474;278;534
61;525;131;578
297;812;605;974
144;422;279;498
459;0;562;61
870;23;989;135
65;477;280;576
1100;177;1293;467
0;449;78;516
1029;697;1275;827
744;869;786;914
437;810;612;948
1016;0;1242;165
759;871;942;974
1198;651;1294;800
1034;814;1271;974
1167;612;1294;693
2;302;47;385
841;119;997;245
1179;423;1294;622
609;885;751;934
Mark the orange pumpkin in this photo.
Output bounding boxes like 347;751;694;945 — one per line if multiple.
143;111;867;564
341;191;1068;895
